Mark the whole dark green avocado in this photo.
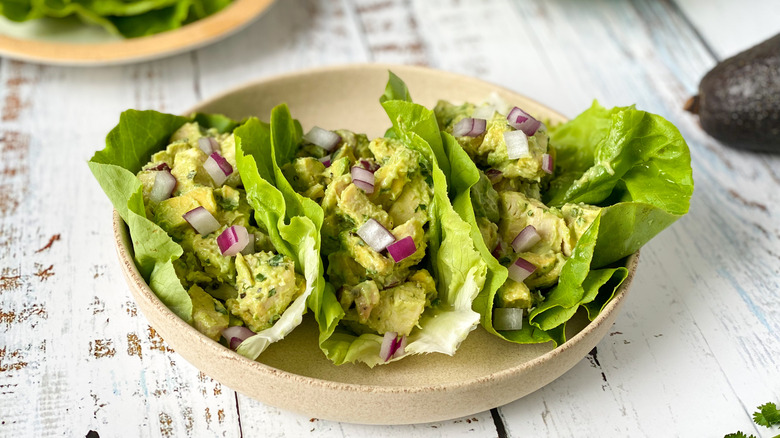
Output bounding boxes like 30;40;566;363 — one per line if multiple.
685;33;780;153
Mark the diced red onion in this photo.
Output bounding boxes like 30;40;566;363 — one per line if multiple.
493;307;524;331
353;180;374;194
198;137;219;155
452;117;487;137
512;225;541;253
357;218;396;252
204;152;233;186
351;166;375;194
485;168;503;184
241;234;255;255
386;236;416;263
304;126;341;151
506;106;542;136
217;225;250;256
542;153;554;174
318;155;332;168
182;206;220;235
222;326;255;350
149;162;171;172
393;335;408;359
492;240;504;259
379;331;406;361
507;257;536;283
149;170;177;202
360;159;380;172
472;105;495;120
504;130;530;160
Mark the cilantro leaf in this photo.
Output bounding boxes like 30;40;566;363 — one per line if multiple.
754;402;780;428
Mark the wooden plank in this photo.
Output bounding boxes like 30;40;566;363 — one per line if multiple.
674;0;780;58
195;0;371;102
350;0;431;65
235;396;498;437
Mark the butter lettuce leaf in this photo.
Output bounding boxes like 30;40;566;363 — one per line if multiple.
313;98;488;366
0;0;232;38
546;101;693;267
89;110;192;322
231;116;329;359
379;74;692;347
442;131;509;347
89;110;315;359
236;107;340;360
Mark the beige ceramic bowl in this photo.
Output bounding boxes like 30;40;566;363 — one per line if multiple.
113;64;639;425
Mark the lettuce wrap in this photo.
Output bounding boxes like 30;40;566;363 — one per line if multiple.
89;109;323;360
383;74;693;345
265;102;487;367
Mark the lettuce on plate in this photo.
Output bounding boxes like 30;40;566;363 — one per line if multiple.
88;109;320;360
0;0;232;38
264;101;486;367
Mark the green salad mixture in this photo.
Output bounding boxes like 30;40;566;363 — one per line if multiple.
89;72;693;366
0;0;232;38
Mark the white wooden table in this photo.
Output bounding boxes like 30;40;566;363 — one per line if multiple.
2;1;779;436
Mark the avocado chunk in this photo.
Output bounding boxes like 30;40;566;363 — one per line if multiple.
188;285;229;341
227;252;305;333
496;279;532;309
685;32;780;153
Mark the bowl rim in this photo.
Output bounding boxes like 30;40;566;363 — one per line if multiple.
113;63;639;396
182;63;569;122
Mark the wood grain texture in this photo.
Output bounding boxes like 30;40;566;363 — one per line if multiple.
1;0;778;436
674;0;780;59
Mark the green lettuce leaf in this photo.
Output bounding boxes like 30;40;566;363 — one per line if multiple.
546;101;694;268
235;108;340;359
297;95;487;366
497;102;691;344
1;0;232;38
89;110;317;359
378;74;692;346
494;102;691;344
379;70;412;104
230;116;329;359
89;110;192;322
341;100;486;365
442;131;509;346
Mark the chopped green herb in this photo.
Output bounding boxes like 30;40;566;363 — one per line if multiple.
255;273;266;282
268;288;277;297
268;254;285;266
214;303;228;315
215;194;239;211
